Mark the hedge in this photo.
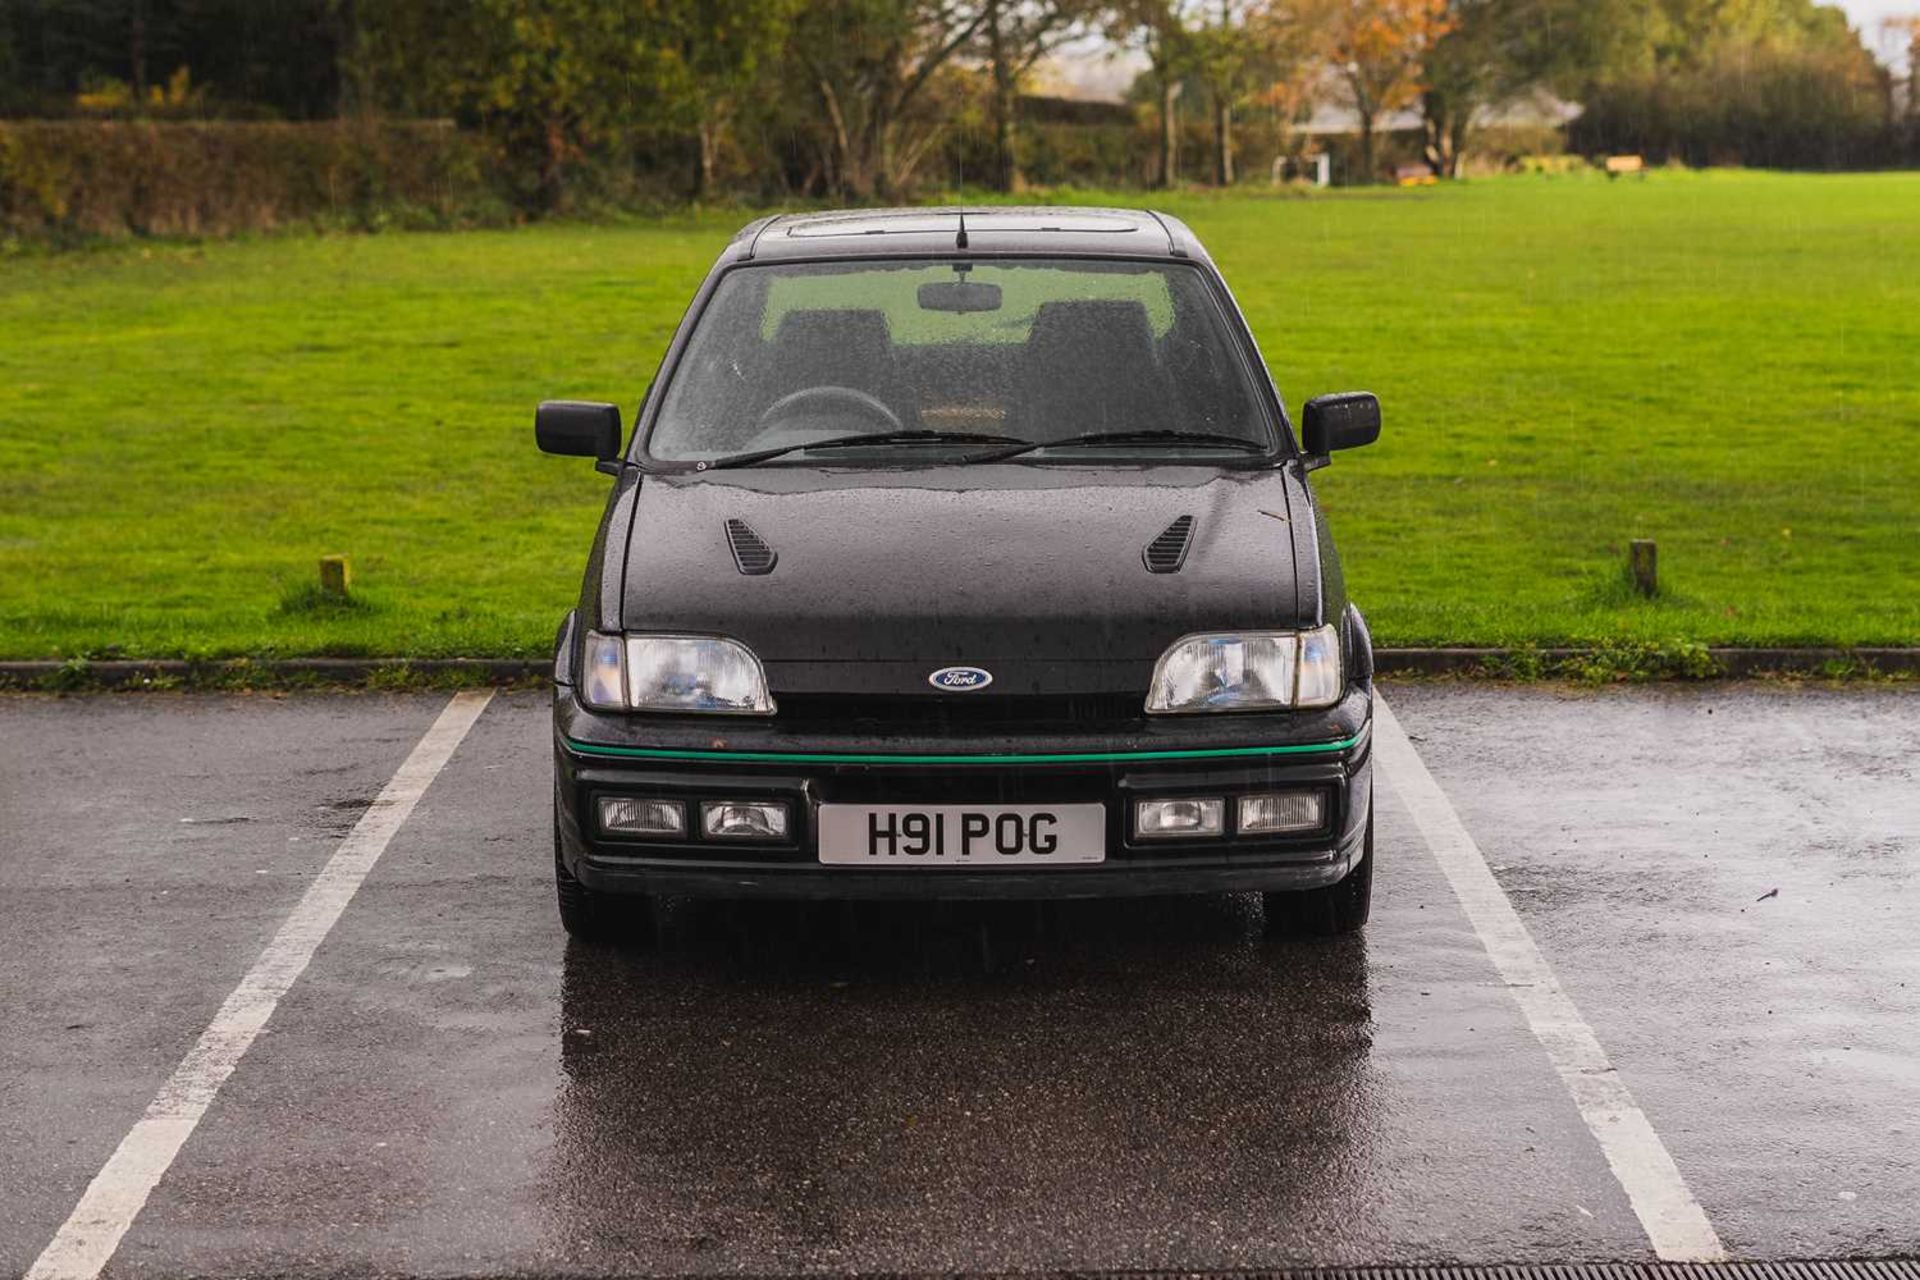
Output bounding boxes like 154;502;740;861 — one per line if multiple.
0;114;1603;246
0;119;507;241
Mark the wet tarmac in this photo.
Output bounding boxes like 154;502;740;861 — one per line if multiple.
0;683;1913;1276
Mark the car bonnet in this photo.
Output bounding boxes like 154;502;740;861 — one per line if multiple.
617;463;1314;699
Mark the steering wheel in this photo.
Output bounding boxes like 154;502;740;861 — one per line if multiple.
757;385;902;434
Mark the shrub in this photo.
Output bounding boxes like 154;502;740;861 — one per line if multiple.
0;118;503;241
1571;41;1894;170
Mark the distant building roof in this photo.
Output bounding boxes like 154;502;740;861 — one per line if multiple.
1299;85;1581;136
1031;39;1138;105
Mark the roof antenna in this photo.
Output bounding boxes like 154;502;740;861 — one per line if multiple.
956;209;969;251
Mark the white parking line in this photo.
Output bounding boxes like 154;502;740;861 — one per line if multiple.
24;690;494;1280
1373;695;1726;1263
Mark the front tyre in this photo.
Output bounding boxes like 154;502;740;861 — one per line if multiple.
1265;809;1373;938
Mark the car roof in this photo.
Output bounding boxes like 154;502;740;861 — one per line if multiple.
722;206;1210;265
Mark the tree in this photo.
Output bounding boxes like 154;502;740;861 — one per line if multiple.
642;0;795;196
354;0;646;210
1313;0;1451;181
789;0;989;199
0;8;19;113
975;0;1096;192
1190;0;1320;185
1566;0;1893;169
1112;0;1201;187
1878;15;1918;135
1417;0;1603;177
1416;0;1499;176
1189;2;1251;184
0;0;346;119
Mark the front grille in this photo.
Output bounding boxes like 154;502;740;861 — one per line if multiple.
772;692;1147;735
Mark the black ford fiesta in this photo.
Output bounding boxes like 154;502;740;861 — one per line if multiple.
537;207;1382;941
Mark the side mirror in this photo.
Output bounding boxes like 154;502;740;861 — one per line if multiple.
536;400;622;464
1300;392;1381;461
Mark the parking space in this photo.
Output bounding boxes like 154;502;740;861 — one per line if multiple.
0;695;449;1279
1385;682;1920;1260
2;683;1915;1275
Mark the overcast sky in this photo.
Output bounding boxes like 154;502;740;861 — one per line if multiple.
1840;0;1916;64
1839;0;1909;33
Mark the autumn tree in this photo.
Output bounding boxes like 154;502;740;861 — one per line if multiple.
1313;0;1451;181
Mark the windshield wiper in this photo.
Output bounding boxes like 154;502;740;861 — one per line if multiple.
702;429;1030;470
970;428;1270;462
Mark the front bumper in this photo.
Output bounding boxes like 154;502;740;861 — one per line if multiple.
553;686;1373;901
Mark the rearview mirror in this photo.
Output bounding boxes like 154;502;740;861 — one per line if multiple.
536;400;622;463
1301;392;1381;459
917;280;1003;313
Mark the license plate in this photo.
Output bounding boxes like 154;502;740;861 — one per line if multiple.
817;803;1106;867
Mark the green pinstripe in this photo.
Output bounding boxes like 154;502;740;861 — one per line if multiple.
561;732;1364;767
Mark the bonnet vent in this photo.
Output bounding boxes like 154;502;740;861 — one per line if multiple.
725;519;778;575
1143;515;1195;574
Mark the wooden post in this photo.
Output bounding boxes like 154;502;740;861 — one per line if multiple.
1629;540;1658;597
319;555;351;601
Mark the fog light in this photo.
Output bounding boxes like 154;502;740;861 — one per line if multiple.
599;796;685;838
1238;791;1324;835
701;800;789;841
1135;797;1225;840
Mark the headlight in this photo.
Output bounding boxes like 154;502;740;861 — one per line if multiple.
1145;625;1343;714
578;632;775;714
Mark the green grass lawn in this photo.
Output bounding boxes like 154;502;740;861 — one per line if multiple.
2;169;1916;660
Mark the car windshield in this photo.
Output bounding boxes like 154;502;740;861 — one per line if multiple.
647;258;1273;464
